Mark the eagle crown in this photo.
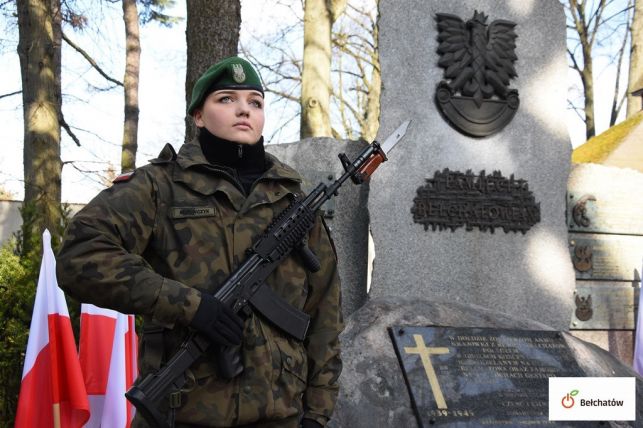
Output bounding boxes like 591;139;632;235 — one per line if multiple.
470;10;488;26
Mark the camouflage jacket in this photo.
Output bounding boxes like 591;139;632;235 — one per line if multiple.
56;140;343;427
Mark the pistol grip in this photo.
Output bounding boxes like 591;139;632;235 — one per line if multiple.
298;242;321;272
125;375;173;428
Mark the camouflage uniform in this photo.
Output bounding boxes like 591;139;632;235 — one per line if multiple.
57;140;343;427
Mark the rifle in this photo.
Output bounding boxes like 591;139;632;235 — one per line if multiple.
125;120;411;427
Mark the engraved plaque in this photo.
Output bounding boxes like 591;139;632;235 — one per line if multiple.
567;192;643;235
298;170;336;218
569;234;643;281
570;283;639;330
389;327;587;427
411;169;540;234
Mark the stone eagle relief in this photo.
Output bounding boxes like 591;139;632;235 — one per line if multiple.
435;11;519;137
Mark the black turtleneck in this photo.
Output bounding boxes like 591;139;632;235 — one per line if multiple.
198;127;267;195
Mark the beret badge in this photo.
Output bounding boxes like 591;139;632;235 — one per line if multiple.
232;63;246;83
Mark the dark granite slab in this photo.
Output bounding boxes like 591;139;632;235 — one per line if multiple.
389;326;596;427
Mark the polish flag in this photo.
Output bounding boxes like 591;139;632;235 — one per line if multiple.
15;229;90;428
79;304;138;428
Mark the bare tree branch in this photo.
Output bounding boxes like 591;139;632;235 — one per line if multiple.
333;42;375;69
602;5;634;25
615;91;628;119
588;0;607;48
267;111;300;144
0;90;21;100
331;85;362;127
63;161;113;187
62;31;123;87
331;68;363;79
69;124;120;147
596;21;628;46
336;54;353;138
567;99;586;121
609;0;632;126
566;47;582;74
59;112;81;146
265;88;299;102
62;160;110;166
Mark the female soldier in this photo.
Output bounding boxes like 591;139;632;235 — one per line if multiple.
57;56;343;428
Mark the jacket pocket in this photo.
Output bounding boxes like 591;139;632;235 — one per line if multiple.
275;336;308;394
269;336;307;418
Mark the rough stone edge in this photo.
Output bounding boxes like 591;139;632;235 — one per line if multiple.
329;297;643;427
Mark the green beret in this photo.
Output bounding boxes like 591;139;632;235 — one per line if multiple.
188;56;264;115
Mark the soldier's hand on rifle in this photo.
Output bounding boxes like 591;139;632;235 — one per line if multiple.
190;294;244;346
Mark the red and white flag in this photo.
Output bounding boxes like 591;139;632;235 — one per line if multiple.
79;304;138;428
15;229;90;428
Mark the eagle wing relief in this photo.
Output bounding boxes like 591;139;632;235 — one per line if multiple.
436;13;473;93
434;10;520;137
486;19;518;98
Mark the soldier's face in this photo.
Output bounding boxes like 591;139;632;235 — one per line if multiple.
193;89;265;144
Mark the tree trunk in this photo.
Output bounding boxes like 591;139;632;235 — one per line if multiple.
609;2;631;127
577;0;597;140
121;0;141;172
581;47;596;139
567;0;609;140
627;0;643;116
185;0;241;142
300;0;335;138
363;6;380;143
51;0;62;132
17;0;63;254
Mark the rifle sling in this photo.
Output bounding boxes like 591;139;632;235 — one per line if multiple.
142;323;165;370
249;285;310;341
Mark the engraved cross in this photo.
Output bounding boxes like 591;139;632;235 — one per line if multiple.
404;334;450;409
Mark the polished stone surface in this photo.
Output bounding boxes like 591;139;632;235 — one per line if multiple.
389;326;584;426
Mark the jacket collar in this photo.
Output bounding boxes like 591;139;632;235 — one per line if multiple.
176;139;301;180
170;139;302;212
263;153;302;183
176;138;212;170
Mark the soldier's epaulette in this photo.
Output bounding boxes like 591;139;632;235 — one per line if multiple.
113;170;135;183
